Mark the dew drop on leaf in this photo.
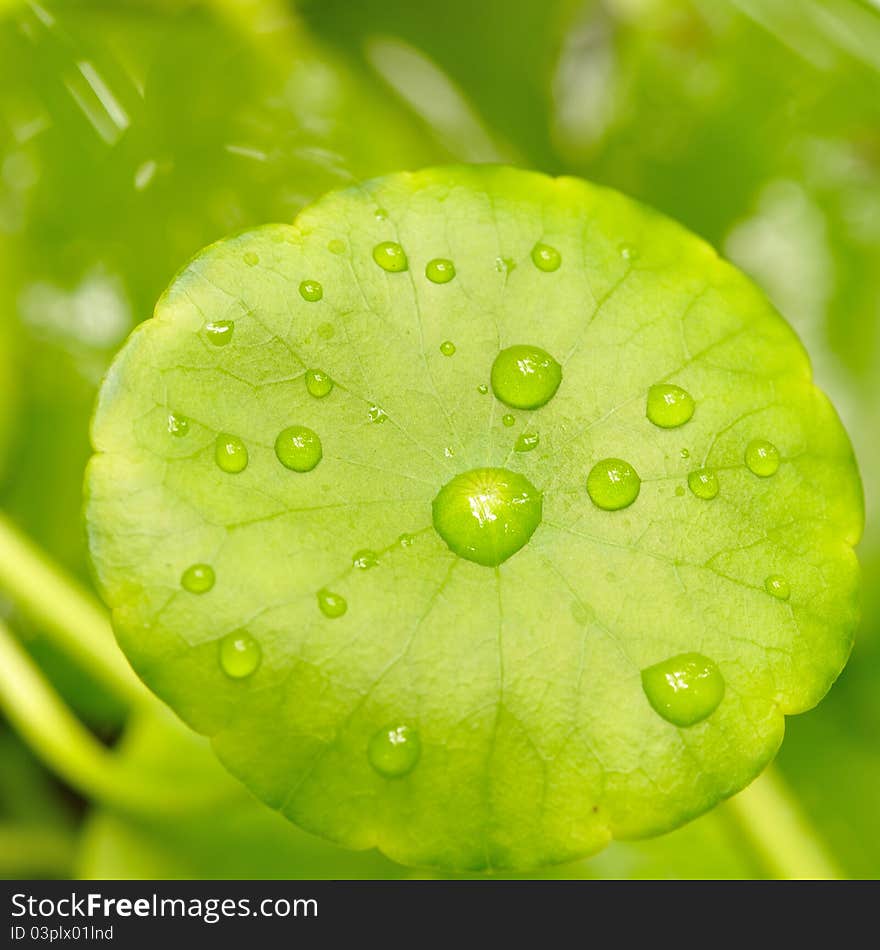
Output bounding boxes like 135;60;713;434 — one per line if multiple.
439;340;456;357
219;631;262;679
243;252;259;267
646;383;695;428
502;413;515;427
274;426;322;472
745;439;780;477
641;653;725;727
372;241;408;272
167;412;189;437
205;319;234;346
214;434;248;474
531;242;561;272
368;405;387;424
181;563;215;594
688;468;719;500
317;322;335;340
586;458;641;510
328;239;346;255
514;431;539;453
304;369;333;399
491;344;562;409
299;279;323;302
317;589;347;619
398;533;416;548
477;384;488;395
352;549;379;570
368;724;421;778
426;258;455;283
765;575;791;600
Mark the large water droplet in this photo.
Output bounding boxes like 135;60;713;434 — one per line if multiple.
181;563;215;594
317;589;347;618
440;340;456;357
641;653;724;727
490;344;562;410
646;384;695;428
514;431;539;453
426;258;455;284
687;468;719;500
586;458;641;510
764;575;791;600
353;549;379;570
745;439;780;477
219;631;262;679
373;241;408;272
305;369;333;398
531;243;561;272
432;467;542;567
168;412;189;437
299;279;323;302
368;724;421;778
215;434;248;474
275;426;322;472
205;319;234;346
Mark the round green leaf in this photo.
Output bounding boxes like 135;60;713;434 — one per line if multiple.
86;166;863;871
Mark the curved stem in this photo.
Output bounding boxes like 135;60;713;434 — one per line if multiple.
725;765;842;880
0;620;224;814
0;511;146;705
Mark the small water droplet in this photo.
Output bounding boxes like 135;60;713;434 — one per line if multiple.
680;448;690;459
641;653;724;727
305;369;333;398
426;258;456;283
275;426;322;473
619;243;638;260
317;322;335;340
495;256;516;274
477;384;489;395
444;446;454;458
675;484;685;497
374;208;388;221
181;563;215;593
491;344;562;410
373;241;408;272
531;242;561;272
502;413;515;427
764;575;791;600
219;631;261;679
299;279;323;302
688;468;719;500
317;588;347;618
514;431;539;453
215;434;248;474
353;549;379;570
440;340;456;357
646;383;695;428
328;238;346;255
368;724;421;778
745;439;780;477
168;412;189;437
205;320;234;346
398;533;416;548
586;458;641;510
368;405;387;424
243;251;259;267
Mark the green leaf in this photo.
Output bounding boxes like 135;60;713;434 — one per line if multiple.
86;165;862;871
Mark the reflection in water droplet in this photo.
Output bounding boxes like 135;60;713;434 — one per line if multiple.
440;340;456;357
368;724;421;778
587;458;640;510
764;575;791;600
353;549;379;570
432;467;542;567
243;251;259;267
368;405;387;424
491;344;562;410
168;412;189;437
205;320;234;346
305;369;333;398
502;413;515;428
531;243;561;272
275;426;322;472
181;563;214;593
646;384;695;428
317;589;347;618
373;241;408;272
219;631;262;679
426;258;456;283
299;279;323;302
514;431;539;453
745;439;780;477
688;468;719;500
215;434;248;473
641;653;724;727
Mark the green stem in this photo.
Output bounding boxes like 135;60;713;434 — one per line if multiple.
0;511;145;705
725;765;842;880
0;619;223;814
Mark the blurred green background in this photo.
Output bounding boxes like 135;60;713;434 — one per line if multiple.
0;0;877;879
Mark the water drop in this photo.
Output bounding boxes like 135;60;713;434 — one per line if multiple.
305;369;333;398
477;384;489;395
619;244;638;260
531;242;561;272
299;279;323;302
275;426;322;472
368;724;421;778
680;448;690;459
641;653;724;727
328;238;346;255
586;458;640;511
646;384;695;428
432;467;542;567
514;431;539;453
373;241;408;272
215;434;248;474
368;405;387;424
440;340;456;357
181;563;215;594
374;208;388;221
353;549;379;570
168;412;189;437
317;322;334;340
491;344;562;410
243;251;259;267
317;589;347;618
495;256;516;274
688;468;719;500
444;446;454;458
398;533;416;548
675;484;685;497
426;258;456;283
219;631;261;679
205;319;234;346
764;575;791;600
502;413;515;427
745;439;780;477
